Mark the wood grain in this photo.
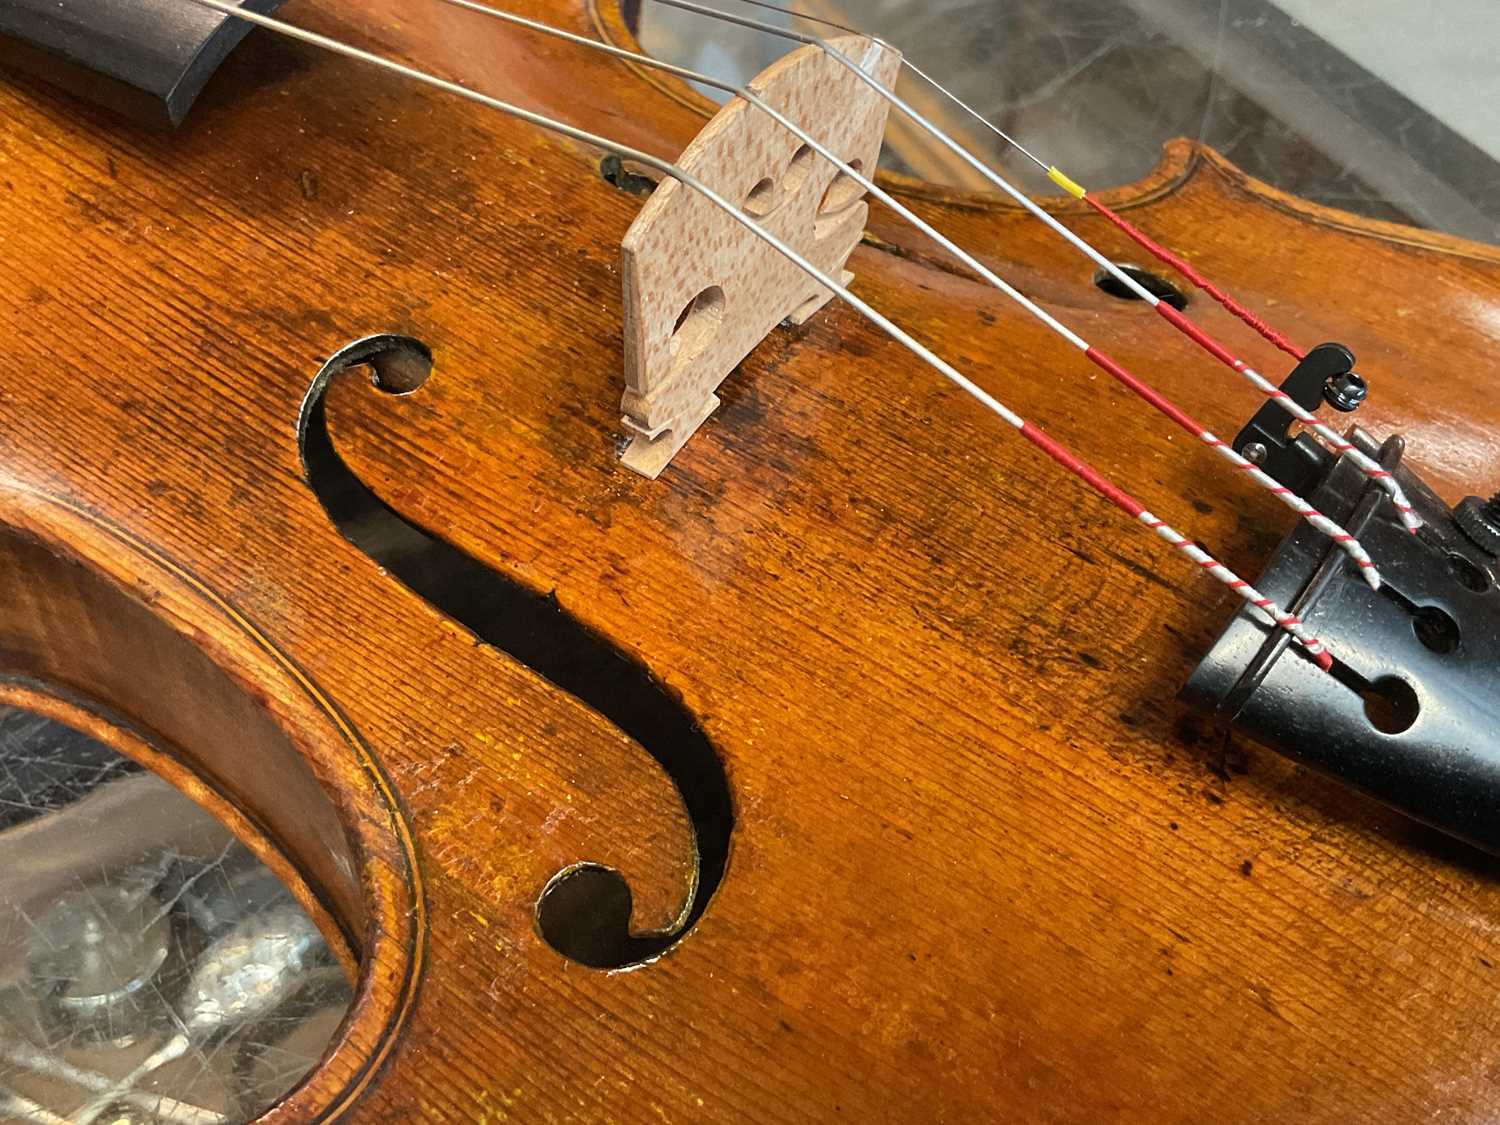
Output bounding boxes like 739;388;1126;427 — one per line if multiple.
0;1;1496;1121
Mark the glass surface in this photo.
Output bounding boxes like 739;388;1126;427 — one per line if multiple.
0;706;351;1125
633;0;1500;244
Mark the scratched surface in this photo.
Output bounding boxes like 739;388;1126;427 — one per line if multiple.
0;707;351;1125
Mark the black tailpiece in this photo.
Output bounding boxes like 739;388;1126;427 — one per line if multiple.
1183;344;1500;852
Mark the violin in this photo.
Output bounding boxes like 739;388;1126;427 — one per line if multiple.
0;0;1497;1121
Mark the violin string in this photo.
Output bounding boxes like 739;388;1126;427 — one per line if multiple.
1062;188;1308;362
644;0;1423;535
676;0;1306;358
180;0;1335;669
427;0;1380;588
693;0;1055;169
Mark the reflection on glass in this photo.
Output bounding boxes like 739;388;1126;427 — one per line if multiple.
0;706;352;1124
633;0;1500;243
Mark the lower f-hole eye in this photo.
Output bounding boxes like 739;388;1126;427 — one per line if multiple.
535;863;642;969
1093;264;1189;310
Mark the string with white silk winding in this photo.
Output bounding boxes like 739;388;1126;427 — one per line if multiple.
428;0;1380;590
647;0;1423;538
180;0;1338;670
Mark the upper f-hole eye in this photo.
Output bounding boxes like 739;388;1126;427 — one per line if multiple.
363;339;434;395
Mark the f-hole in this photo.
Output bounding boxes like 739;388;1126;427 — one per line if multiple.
1093;264;1189;310
297;335;733;969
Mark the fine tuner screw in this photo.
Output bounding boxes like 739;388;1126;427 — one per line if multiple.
1455;490;1500;558
1323;370;1368;413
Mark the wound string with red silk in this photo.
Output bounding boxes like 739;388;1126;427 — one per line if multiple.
677;0;1313;362
649;0;1422;536
181;0;1338;670
424;0;1378;592
1070;190;1307;362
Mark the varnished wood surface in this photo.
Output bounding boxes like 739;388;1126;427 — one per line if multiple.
1;1;1499;1121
